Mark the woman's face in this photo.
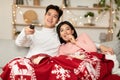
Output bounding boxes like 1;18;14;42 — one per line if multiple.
60;24;74;42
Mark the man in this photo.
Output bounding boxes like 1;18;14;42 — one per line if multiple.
1;4;63;80
15;4;63;58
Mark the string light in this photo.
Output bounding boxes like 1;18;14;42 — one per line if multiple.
65;9;108;26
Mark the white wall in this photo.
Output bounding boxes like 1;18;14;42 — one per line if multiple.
0;0;13;39
0;0;119;42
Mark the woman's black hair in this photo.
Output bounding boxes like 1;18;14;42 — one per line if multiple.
56;21;78;44
45;4;63;19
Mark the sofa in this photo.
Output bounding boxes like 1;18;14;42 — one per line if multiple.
0;39;29;68
101;40;120;63
0;39;120;70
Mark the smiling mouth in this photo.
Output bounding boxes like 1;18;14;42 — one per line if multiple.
47;19;52;23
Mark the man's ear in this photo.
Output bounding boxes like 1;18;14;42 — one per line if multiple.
56;19;60;24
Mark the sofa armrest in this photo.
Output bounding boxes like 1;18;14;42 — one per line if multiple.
101;40;120;63
0;39;29;67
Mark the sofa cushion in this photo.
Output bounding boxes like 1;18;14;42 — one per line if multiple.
102;40;120;64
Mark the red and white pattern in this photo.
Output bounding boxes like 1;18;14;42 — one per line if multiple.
1;52;120;80
51;64;70;80
74;58;100;80
1;58;36;80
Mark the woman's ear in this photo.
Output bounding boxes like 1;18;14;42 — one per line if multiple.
72;30;74;34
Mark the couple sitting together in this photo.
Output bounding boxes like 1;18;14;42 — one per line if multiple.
0;4;120;80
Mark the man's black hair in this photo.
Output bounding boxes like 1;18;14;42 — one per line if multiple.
45;4;63;19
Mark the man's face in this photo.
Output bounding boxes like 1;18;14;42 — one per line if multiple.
44;9;59;28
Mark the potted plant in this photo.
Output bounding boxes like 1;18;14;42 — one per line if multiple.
84;12;94;18
84;12;95;24
96;0;120;22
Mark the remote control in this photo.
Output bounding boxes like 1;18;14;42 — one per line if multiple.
29;24;35;29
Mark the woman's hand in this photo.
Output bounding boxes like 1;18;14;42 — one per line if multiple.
99;45;114;55
67;35;76;44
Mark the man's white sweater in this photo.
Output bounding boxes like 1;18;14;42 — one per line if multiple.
15;27;60;58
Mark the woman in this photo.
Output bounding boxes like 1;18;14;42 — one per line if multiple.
56;21;120;80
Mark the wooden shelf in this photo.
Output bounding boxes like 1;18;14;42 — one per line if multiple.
13;23;43;27
12;0;113;40
75;26;110;29
63;7;110;10
13;23;110;29
13;5;46;9
14;5;111;11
